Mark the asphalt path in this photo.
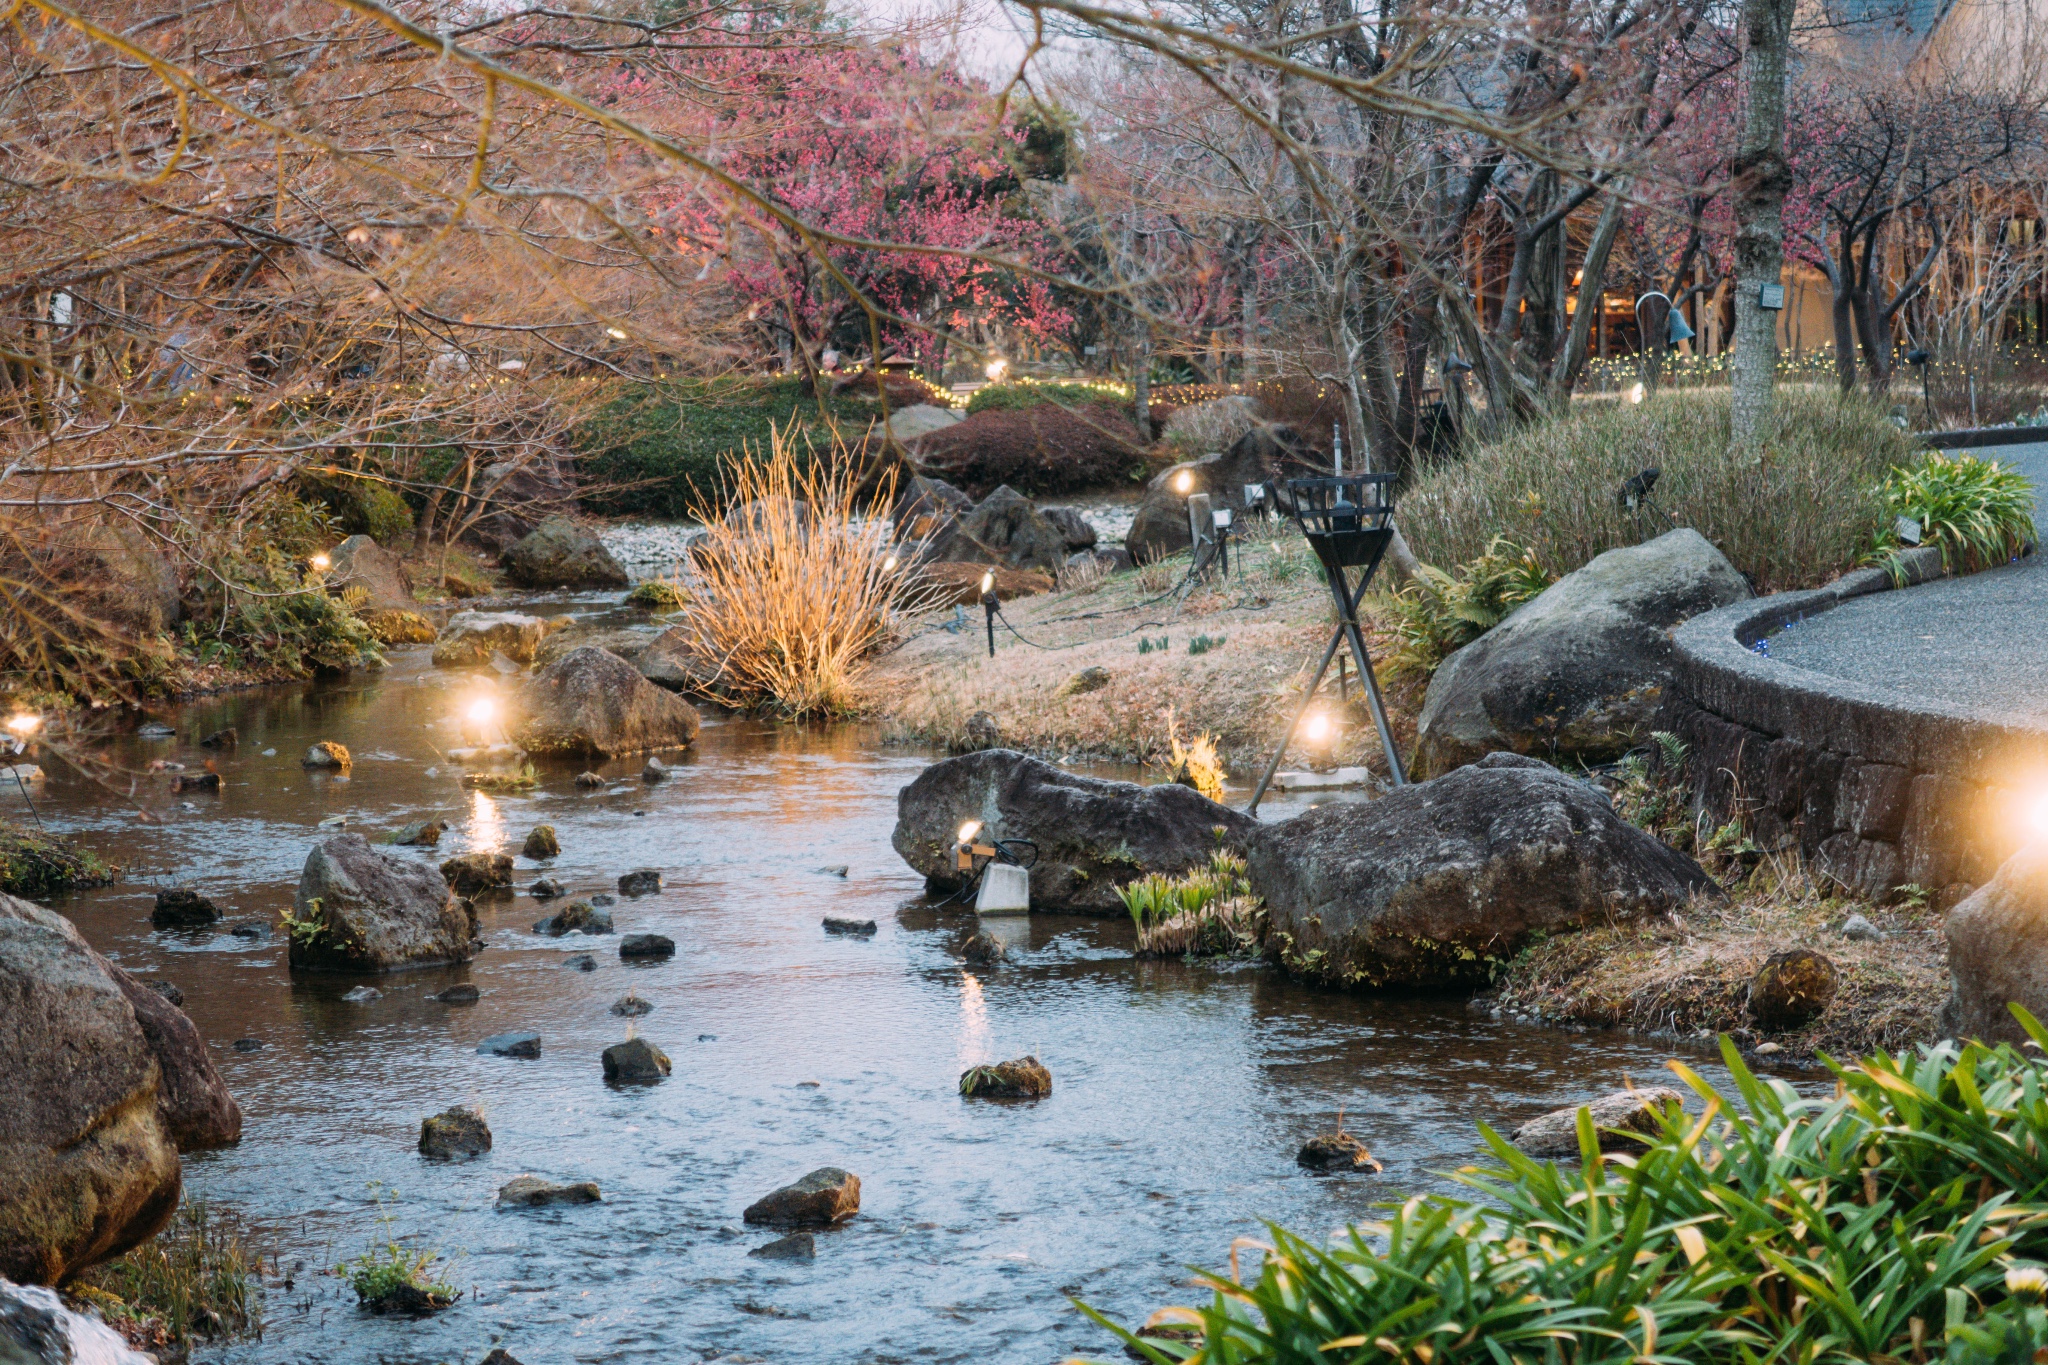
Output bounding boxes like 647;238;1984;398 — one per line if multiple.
1767;438;2048;726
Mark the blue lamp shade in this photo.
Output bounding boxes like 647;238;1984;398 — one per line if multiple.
1666;309;1696;344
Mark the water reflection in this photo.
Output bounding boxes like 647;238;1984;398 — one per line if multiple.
28;638;1737;1365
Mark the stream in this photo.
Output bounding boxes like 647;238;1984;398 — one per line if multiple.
29;589;1732;1365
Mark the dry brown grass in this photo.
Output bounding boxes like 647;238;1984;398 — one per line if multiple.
1487;852;1948;1061
675;430;942;716
866;531;1423;771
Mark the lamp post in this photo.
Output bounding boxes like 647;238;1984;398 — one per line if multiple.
1907;348;1932;426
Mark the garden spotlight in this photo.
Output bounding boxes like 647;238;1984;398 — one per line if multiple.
1907;348;1932;424
1173;470;1194;495
1245;473;1408;814
985;358;1008;382
466;697;497;726
980;571;998;658
6;713;40;737
309;552;331;571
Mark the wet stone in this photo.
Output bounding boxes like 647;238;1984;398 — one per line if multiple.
442;852;514;895
642;757;669;783
138;721;176;738
749;1233;816;1261
590;893;617;908
303;741;351;768
228;920;269;939
199;727;238;748
960;933;1006;964
743;1168;861;1227
149;979;185;1007
533;901;612;937
478;1032;541;1059
522;825;559;861
814;865;849;877
602;1037;670;1084
497;1176;601;1208
574;772;605;788
611;994;654;1017
433;984;480;1004
389;819;446;847
620;933;675;960
419;1105;491;1159
618;869;662;896
530;878;566;899
232;1038;265;1053
342;985;382;1002
822;917;876;936
563;953;598;971
153;888;221;927
1296;1131;1382;1174
479;1351;525;1365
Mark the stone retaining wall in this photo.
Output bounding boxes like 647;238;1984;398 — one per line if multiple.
1661;561;2048;908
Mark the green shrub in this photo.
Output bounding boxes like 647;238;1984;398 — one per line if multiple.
1376;535;1551;681
183;548;381;676
0;818;115;898
571;378;877;518
1872;452;2037;578
1402;389;1917;592
299;473;414;544
1084;1014;2048;1365
341;1237;456;1316
964;378;1128;415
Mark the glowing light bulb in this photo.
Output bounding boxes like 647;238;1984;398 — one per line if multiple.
1627;382;1646;405
1301;713;1331;743
2031;793;2048;838
6;713;41;736
882;554;898;573
958;820;982;843
606;327;628;340
309;552;331;571
1173;471;1194;494
467;697;497;726
985;358;1008;382
979;570;994;596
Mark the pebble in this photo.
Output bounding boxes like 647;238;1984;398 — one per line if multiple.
1753;1041;1784;1056
575;771;605;788
497;1176;601;1208
618;869;663;896
564;953;598;971
601;1037;671;1084
698;1033;717;1041
228;921;269;939
814;865;849;877
611;994;654;1017
620;932;675;959
138;722;176;738
601;522;706;576
149;980;185;1007
433;984;480;1004
642;757;669;783
1840;913;1887;943
961;933;1007;964
590;893;617;907
530;878;566;899
232;1038;265;1053
749;1233;816;1261
342;986;383;1002
261;748;277;757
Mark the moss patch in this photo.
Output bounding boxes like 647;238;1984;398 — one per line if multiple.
0;818;115;899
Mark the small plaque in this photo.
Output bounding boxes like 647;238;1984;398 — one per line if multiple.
1758;282;1787;311
1894;514;1923;546
1082;345;1098;355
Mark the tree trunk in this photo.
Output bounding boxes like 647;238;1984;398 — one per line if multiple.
1729;0;1796;451
1133;321;1150;433
1548;184;1629;405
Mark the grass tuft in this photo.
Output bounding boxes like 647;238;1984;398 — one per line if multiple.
78;1201;261;1355
0;817;115;898
1401;388;1919;592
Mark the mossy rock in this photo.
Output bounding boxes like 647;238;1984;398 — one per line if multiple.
624;580;687;611
0;820;116;899
362;609;436;645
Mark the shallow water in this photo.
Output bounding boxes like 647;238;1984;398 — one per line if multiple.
30;629;1732;1365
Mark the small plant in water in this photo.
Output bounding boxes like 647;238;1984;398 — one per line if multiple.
1154;706;1228;803
462;762;539;793
624;578;687;611
338;1184;459;1316
277;897;331;949
1120;850;1260;959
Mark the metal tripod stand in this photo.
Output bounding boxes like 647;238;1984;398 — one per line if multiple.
1245;474;1408;815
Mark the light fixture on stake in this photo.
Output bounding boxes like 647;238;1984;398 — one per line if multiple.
1245;473;1408;814
1907;348;1932;424
980;570;997;658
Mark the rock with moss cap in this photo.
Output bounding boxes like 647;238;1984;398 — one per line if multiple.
302;741;351;769
431;611;551;668
440;852;513;896
501;518;628;589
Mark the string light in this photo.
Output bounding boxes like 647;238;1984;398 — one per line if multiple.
6;714;41;737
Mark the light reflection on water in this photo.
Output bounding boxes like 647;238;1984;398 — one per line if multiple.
29;635;1734;1365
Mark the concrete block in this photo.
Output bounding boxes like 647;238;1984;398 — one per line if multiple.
1841;762;1914;841
975;862;1031;916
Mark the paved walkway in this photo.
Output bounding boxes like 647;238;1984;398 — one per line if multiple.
1769;439;2048;725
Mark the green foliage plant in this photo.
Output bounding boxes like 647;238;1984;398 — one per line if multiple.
80;1201;261;1349
624;579;687;611
1871;453;2037;579
277;897;331;949
964;378;1127;415
340;1189;458;1316
1377;536;1551;682
1401;388;1916;592
1119;851;1259;958
0;819;115;898
1082;1009;2048;1365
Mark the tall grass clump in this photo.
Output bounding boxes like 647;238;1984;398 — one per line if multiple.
1872;452;2037;578
673;429;940;716
79;1201;261;1351
1401;389;1918;592
1083;1012;2048;1365
1377;535;1551;682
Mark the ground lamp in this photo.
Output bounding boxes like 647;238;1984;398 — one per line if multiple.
1616;466;1676;534
1244;474;1409;814
952;820;1035;915
308;552;331;573
979;570;997;658
1907;348;1932;424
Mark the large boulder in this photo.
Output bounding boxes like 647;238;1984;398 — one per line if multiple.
927;486;1068;576
891;475;974;543
1413;529;1751;777
635;627;718;694
1248;753;1717;989
885;404;964;444
1039;507;1098;551
289;834;479;973
536;625;653;669
513;647;701;759
431;611;551;668
466;460;576;553
1124;425;1299;565
1943;844;2048;1046
325;534;413;612
501;518;628;590
0;895;228;1283
892;750;1259;913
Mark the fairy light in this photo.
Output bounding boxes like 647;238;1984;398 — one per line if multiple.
308;552;331;571
979;570;994;596
606;327;628;340
882;554;899;572
6;713;41;737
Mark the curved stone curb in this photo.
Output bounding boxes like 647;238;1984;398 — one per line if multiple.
1664;559;2048;904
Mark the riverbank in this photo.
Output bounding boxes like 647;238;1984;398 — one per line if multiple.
865;530;1425;772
